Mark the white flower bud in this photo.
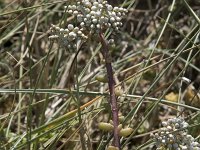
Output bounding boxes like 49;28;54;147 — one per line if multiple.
82;35;87;39
92;19;98;24
108;39;114;44
91;6;97;11
68;24;74;31
64;29;69;33
68;32;77;41
93;2;99;6
85;8;90;13
116;16;121;21
68;10;73;14
162;121;168;127
77;14;83;22
71;5;76;10
107;5;113;11
77;31;82;35
113;7;119;12
119;7;124;12
98;0;103;3
84;18;88;22
167;126;172;130
91;16;95;19
80;22;85;27
55;26;60;30
95;11;101;17
104;17;109;23
96;24;101;29
90;11;95;16
59;28;64;32
117;12;122;16
67;44;71;49
103;1;107;4
98;4;103;8
99;17;105;24
90;24;95;29
73;10;78;15
86;14;91;18
111;12;116;17
68;5;72;10
74;27;79;32
110;17;115;23
49;35;59;39
84;2;92;7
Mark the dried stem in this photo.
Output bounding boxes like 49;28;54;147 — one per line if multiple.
99;32;120;149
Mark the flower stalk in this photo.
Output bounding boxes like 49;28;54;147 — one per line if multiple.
99;32;120;148
49;1;127;149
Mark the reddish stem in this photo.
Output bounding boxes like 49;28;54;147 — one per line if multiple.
99;32;120;149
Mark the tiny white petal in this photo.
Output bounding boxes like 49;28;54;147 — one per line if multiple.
68;24;74;31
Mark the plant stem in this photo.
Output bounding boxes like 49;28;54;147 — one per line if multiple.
99;32;120;149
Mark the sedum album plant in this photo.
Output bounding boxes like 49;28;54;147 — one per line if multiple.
49;0;127;149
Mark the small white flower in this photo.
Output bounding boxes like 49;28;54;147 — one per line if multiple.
93;2;99;6
55;26;60;30
84;18;88;22
98;4;103;8
86;14;91;18
91;6;97;11
74;27;79;32
90;11;95;16
77;14;83;22
92;18;98;24
59;28;64;32
98;0;103;3
68;32;77;41
77;31;82;35
85;8;90;13
67;44;71;49
73;10;79;15
110;17;115;23
107;5;113;11
85;2;92;7
64;29;69;33
71;5;76;10
90;24;95;28
108;39;114;44
96;11;101;17
80;22;85;27
49;35;59;39
68;24;74;31
96;24;101;28
114;7;119;12
68;9;73;14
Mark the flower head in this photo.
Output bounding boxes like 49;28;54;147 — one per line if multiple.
151;117;200;150
49;24;87;50
65;0;127;33
49;0;127;49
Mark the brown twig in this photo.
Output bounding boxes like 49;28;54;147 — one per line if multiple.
99;32;120;149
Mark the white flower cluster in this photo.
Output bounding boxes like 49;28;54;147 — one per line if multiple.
49;0;127;49
151;117;200;150
49;24;87;49
65;0;127;33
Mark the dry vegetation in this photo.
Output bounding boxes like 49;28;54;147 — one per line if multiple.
0;0;200;149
